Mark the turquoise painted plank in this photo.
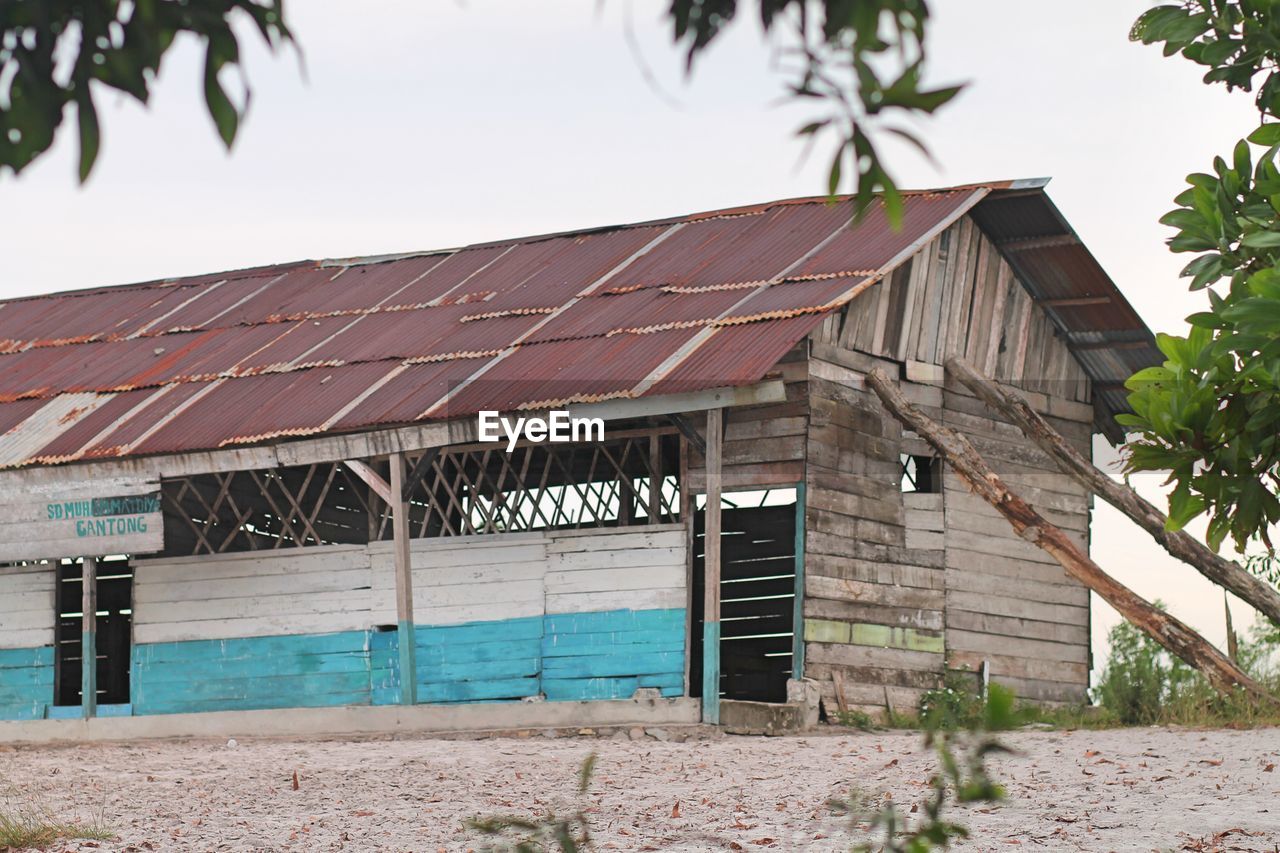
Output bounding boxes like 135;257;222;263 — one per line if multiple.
134;650;371;683
702;621;720;724
369;630;398;651
416;639;541;665
542;629;683;654
636;672;684;691
419;657;541;682
419;677;539;703
132;631;370;664
542;650;684;679
0;701;45;721
47;703;131;720
543;671;684;702
135;671;372;708
544;676;639;701
0;647;54;669
542;638;684;659
397;618;417;705
140;689;371;716
544;609;683;634
0;666;56;687
0;646;53;721
132;631;377;715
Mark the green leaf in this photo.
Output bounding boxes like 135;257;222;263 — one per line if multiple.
1249;124;1280;146
76;93;100;183
203;44;239;149
1241;230;1280;248
1167;484;1206;531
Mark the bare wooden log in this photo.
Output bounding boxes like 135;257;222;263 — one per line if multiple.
946;356;1280;626
865;367;1273;701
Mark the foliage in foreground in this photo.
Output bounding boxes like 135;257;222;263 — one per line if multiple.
0;797;113;850
466;753;596;852
0;0;293;181
2;1;958;221
467;687;1016;852
1125;1;1280;554
831;683;1017;852
1093;611;1280;727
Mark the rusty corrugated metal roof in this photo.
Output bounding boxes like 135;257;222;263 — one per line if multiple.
0;181;1155;469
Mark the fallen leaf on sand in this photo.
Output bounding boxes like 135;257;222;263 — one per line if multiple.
292;771;300;790
1198;759;1223;767
671;801;680;818
1264;763;1275;773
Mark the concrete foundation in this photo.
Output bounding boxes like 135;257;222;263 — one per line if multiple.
719;700;807;736
0;697;701;745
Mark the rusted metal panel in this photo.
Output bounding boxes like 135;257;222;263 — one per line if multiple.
648;315;822;397
0;183;1158;469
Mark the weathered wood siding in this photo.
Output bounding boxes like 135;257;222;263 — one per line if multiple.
825;216;1092;403
369;526;688;704
686;348;808;492
803;214;1094;711
0;563;56;719
936;383;1092;704
134;546;375;644
130;525;687;713
0;474;163;563
802;346;947;716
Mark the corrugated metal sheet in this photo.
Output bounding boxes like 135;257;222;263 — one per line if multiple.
0;182;1157;469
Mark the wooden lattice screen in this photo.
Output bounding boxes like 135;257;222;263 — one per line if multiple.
161;430;681;555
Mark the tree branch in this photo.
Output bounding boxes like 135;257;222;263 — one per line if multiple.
865;367;1273;702
945;356;1280;626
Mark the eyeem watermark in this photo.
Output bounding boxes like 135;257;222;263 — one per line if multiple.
477;410;605;452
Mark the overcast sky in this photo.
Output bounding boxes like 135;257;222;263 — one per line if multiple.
1;1;1267;672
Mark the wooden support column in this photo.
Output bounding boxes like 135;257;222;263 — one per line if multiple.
81;557;97;719
648;434;663;522
702;410;722;724
389;453;417;705
680;435;693;697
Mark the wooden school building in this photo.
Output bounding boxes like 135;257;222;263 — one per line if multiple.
0;180;1160;733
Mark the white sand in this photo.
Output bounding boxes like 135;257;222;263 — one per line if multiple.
1;725;1277;851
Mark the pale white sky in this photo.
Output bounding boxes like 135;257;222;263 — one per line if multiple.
0;1;1267;677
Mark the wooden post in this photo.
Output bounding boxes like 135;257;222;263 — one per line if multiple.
81;557;97;719
865;367;1274;702
702;410;723;724
946;356;1280;626
389;453;417;705
680;435;693;697
649;434;663;522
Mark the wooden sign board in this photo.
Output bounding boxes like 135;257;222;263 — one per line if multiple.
0;476;165;562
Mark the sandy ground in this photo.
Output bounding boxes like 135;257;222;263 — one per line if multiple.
1;725;1278;852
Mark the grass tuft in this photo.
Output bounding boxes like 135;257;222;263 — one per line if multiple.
0;799;114;850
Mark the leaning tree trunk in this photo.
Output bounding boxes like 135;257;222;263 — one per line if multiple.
946;356;1280;627
865;367;1273;702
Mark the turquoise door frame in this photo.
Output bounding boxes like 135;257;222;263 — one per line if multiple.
700;480;806;722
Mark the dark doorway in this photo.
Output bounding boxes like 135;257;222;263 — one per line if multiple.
54;557;133;707
691;491;798;703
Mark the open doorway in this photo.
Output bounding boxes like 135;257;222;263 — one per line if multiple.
691;488;799;703
54;556;133;708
